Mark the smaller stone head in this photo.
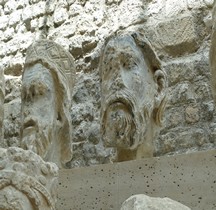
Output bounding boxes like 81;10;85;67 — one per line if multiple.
100;32;167;158
21;40;75;168
0;147;58;210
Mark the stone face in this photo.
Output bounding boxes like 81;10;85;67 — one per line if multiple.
120;194;191;210
20;39;76;168
100;32;167;161
0;147;58;210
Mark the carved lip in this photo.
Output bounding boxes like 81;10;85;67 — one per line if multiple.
23;118;37;130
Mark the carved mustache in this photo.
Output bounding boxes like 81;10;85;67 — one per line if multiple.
22;117;39;131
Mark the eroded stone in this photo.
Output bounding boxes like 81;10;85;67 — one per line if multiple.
100;32;167;161
20;39;76;168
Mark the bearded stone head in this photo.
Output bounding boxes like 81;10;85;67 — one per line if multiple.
20;39;75;168
100;32;167;161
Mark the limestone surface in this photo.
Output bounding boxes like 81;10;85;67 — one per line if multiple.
121;194;191;210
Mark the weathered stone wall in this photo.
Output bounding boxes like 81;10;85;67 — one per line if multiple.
1;0;215;167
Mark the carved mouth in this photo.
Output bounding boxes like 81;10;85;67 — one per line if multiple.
22;118;38;136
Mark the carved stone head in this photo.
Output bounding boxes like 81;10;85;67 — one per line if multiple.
21;40;75;168
100;32;167;160
0;147;58;210
0;68;4;141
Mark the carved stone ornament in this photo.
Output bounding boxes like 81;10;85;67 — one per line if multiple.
20;39;76;168
120;194;191;210
0;147;58;210
100;32;167;161
0;68;4;141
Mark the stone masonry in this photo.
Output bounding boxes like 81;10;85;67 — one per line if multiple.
1;0;215;167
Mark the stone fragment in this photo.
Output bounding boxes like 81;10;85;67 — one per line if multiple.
53;7;68;26
187;0;205;9
8;9;21;27
32;1;46;17
0;15;8;30
165;0;187;17
203;0;214;7
82;38;98;53
170;83;195;105
121;194;191;210
154;15;198;56
185;105;199;123
4;0;17;14
22;5;32;22
3;27;14;41
0;147;58;210
69;4;83;17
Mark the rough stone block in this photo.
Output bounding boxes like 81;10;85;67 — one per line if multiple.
185;105;199;123
22;5;32;22
4;0;17;15
8;9;21;27
54;7;68;26
154;15;198;56
0;15;8;30
32;1;46;17
165;0;187;17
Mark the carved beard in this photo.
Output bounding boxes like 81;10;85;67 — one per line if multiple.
103;102;136;149
21;125;53;159
102;92;153;150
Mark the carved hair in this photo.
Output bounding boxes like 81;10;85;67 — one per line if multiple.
0;147;58;210
23;40;76;164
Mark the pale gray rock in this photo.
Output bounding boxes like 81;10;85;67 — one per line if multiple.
0;15;8;30
53;7;68;26
120;194;191;210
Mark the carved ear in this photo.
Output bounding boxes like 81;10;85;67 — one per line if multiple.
153;69;167;126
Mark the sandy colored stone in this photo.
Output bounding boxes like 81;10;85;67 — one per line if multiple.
0;147;58;210
121;194;191;210
185;105;199;123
